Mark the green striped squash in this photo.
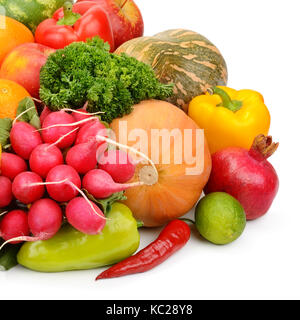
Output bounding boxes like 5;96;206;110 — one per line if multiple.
0;0;72;33
115;29;228;112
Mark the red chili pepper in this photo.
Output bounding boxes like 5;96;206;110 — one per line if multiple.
96;220;191;280
35;1;115;51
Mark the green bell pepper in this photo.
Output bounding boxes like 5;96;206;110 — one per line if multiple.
17;203;140;272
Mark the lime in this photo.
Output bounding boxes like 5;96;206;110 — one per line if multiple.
195;192;246;245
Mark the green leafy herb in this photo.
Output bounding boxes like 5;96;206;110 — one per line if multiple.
40;37;174;123
83;189;127;215
16;97;41;129
0;118;12;149
0;243;21;271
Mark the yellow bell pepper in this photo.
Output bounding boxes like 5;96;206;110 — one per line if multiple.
188;86;271;154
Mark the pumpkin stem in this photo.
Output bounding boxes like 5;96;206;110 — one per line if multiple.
138;166;158;186
249;134;279;162
213;87;243;112
57;2;81;26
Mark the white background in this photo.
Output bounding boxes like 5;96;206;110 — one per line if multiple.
1;0;300;300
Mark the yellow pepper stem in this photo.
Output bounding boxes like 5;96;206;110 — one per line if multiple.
213;87;243;112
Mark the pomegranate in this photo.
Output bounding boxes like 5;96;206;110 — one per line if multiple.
204;135;279;220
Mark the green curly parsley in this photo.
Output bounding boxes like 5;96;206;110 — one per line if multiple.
39;37;174;123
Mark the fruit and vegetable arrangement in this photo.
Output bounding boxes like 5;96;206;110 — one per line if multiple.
0;0;279;279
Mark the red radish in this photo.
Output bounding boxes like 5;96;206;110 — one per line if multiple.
46;165;81;202
27;199;62;240
29;144;64;178
12;172;45;204
99;150;136;183
70;109;105;127
82;169;142;199
40;106;52;125
10;122;43;160
0;176;13;208
205;135;279;220
66;140;98;174
66;197;106;235
0;200;63;248
0;152;27;180
0;210;29;244
76;119;107;145
41;111;78;149
72;109;92;127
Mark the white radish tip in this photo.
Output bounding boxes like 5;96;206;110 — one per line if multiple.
0;236;41;251
0;211;8;217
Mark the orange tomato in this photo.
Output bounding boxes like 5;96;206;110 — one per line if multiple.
0;79;31;119
0;16;34;66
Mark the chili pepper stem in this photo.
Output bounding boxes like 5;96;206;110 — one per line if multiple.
180;218;195;225
136;221;144;228
213;87;243;112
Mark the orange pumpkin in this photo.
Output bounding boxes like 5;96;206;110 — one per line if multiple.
110;100;212;227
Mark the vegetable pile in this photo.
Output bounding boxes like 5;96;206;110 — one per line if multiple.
0;0;279;280
39;38;174;123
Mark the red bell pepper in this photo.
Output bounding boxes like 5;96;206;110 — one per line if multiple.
35;1;115;51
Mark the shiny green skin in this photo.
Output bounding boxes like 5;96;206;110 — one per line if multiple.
195;193;246;245
17;203;140;272
0;0;72;33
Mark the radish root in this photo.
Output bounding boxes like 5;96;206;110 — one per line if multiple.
0;236;43;251
67;181;107;220
37;117;99;131
0;211;8;217
12;106;36;126
27;179;107;221
61;108;105;115
96;134;159;183
45;127;79;150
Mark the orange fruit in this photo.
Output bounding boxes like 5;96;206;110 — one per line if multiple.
0;16;34;66
0;79;31;119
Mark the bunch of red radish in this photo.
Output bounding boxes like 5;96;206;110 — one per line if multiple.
0;108;138;248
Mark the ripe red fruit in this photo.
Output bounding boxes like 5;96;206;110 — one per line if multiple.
0;152;27;180
204;135;279;220
0;210;29;244
12;171;45;204
98;149;136;183
0;176;13;208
